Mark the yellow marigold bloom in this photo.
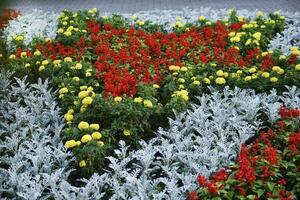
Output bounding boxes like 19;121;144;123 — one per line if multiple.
53;59;61;64
78;121;89;130
169;65;180;71
25;63;30;68
80;86;88;90
80;106;87;113
0;53;3;58
92;131;102;140
237;70;243;75
178;78;185;83
62;21;68;26
153;84;160;88
175;21;183;28
20;52;27;58
67;109;74;114
114;96;122;103
279;55;286;60
261;52;268;57
82;96;93;105
57;28;64;34
90;123;100;130
203;78;211;84
272;66;281;72
252;32;261;40
73;77;80;81
81;134;92;143
64;113;74;121
210;63;217;67
262;72;270;78
290;47;298;51
193;80;200;85
97;141;105;146
277;69;285;75
198;15;206;21
178;84;185;89
180;66;188;71
230;36;240;42
131;15;138;20
64;57;72;62
78;91;89;99
9;54;16;59
137;20;144;26
215;77;226;85
39;65;45;71
59;87;68;94
295;64;300;71
15;35;24;41
79;160;86;167
123;129;131;136
228;32;236;37
270;77;278;82
224;72;229;78
248;67;256;73
245;39;252;46
64;140;77;149
216;70;224;77
75;63;82;70
86;72;92;77
134;97;143;103
252;74;258;79
76;141;81;146
143;100;153;108
244;76;252;81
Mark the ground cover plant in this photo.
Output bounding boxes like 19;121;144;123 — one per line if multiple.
0;7;299;199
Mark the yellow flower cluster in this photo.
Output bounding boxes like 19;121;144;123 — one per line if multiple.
172;89;189;101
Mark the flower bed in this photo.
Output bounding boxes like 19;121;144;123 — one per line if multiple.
0;7;299;199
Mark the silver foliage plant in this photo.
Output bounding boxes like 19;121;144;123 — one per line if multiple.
0;71;74;200
3;9;58;50
0;70;299;200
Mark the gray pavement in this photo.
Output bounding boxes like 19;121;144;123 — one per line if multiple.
5;0;300;14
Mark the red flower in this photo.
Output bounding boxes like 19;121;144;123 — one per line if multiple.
197;175;207;187
188;190;198;200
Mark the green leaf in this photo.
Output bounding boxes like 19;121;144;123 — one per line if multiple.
247;195;256;200
256;189;265;197
267;182;275;191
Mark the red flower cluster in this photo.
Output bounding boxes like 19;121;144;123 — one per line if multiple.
0;9;20;29
280;104;300;119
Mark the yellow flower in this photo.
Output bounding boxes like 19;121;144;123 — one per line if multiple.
57;28;64;34
59;87;68;94
169;65;180;71
97;141;104;146
248;67;256;73
123;129;131;136
0;53;3;58
64;114;74;121
215;77;226;85
244;76;252;81
75;63;82;70
25;63;30;68
270;77;278;83
279;55;286;60
62;21;68;26
245;39;252;46
261;52;268;57
143;100;153;108
210;63;217;67
252;74;258;79
224;72;229;78
80;86;88;90
64;57;72;62
92;131;102;140
192;80;200;85
198;15;206;21
76;141;81;146
277;69;285;75
64;140;77;149
216;70;224;77
15;35;24;41
262;72;270;78
114;96;122;103
252;32;261;40
82;96;93;105
203;78;211;84
90;123;100;130
228;32;236;37
272;66;281;72
80;106;87;113
86;72;92;77
39;65;45;71
295;64;300;71
131;15;138;20
73;77;80;81
81;134;92;143
237;70;243;75
178;78;185;83
137;20;144;26
9;54;16;59
153;84;160;89
230;36;240;43
79;160;86;167
20;52;27;58
134;97;143;103
64;31;72;36
53;59;61;64
78;91;89;99
78;121;89;130
67;109;74;114
180;67;188;71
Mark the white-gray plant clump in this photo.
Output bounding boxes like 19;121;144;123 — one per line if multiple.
3;9;58;50
66;86;299;200
0;71;74;200
268;16;300;55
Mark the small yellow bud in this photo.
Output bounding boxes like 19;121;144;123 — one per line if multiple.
114;96;122;103
270;77;278;82
92;131;102;140
143;100;153;108
79;160;86;167
123;129;131;136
